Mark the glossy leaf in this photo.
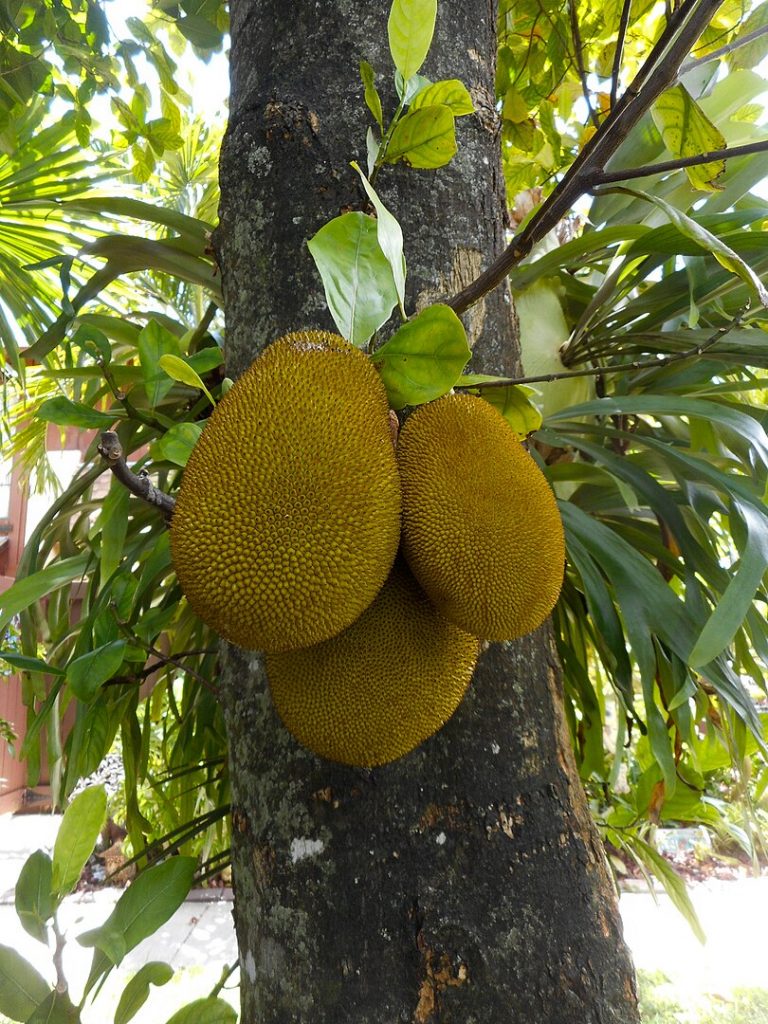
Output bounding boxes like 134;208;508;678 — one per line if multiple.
387;0;437;80
351;161;406;309
473;384;542;438
114;961;174;1024
0;652;64;676
307;211;398;345
0;944;50;1022
386;104;456;168
15;850;55;944
66;641;128;703
52;785;107;897
411;78;474;116
651;84;726;191
372;304;470;408
97;476;131;585
138;320;181;407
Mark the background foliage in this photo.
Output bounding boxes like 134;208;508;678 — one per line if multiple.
1;0;767;955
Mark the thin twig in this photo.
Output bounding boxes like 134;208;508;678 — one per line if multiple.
113;615;219;696
590;138;768;185
98;431;176;521
679;20;768;74
570;0;600;130
188;301;219;351
456;314;744;390
209;961;239;997
611;0;635;108
447;0;725;316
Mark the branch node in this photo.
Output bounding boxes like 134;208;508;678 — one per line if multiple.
98;431;176;522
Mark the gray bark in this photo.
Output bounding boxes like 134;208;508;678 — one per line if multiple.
214;1;640;1020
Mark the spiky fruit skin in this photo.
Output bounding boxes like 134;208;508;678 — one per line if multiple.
171;332;402;652
266;560;479;767
397;393;565;641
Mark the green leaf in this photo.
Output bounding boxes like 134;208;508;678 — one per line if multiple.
158;354;216;407
97;476;131;584
176;14;223;50
388;0;437;80
351;161;406;310
651;84;726;192
689;501;768;667
411;78;473;116
372;304;470;408
138;320;181;407
38;397;116;429
66;641;128;703
386;104;456;168
151;423;204;467
0;555;91;634
0;944;50;1022
468;383;543;438
307;211;398;345
15;850;55;944
0;652;64;676
359;60;383;130
25;988;80;1023
52;786;107;898
395;70;432;104
78;857;196;968
114;962;174;1024
164;999;237;1024
629;837;706;944
605;187;768;307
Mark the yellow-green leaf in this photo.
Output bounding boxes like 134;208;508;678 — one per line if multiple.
388;0;437;81
651;84;726;192
411;79;474;116
158;354;216;407
386;104;456;169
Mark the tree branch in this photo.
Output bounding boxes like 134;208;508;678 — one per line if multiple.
456;314;744;390
589;138;768;185
98;431;176;521
570;0;600;130
610;0;634;109
447;0;726;316
679;20;768;74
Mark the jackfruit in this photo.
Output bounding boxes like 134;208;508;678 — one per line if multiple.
396;393;564;641
266;560;479;767
171;331;402;652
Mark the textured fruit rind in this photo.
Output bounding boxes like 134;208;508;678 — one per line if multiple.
170;331;402;652
397;392;565;641
266;561;479;767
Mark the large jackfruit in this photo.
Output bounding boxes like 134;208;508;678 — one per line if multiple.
171;332;401;652
397;393;564;641
266;560;479;767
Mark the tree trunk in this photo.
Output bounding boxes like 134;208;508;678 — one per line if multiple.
214;1;640;1021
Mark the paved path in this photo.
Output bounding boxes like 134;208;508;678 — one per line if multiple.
2;813;766;1021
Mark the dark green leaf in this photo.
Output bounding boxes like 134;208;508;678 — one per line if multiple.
138;320;181;407
114;961;174;1024
52;786;107;898
38;397;116;429
0;943;50;1021
373;304;469;408
66;641;127;702
0;652;64;676
98;477;131;585
15;850;55;944
151;423;204;467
